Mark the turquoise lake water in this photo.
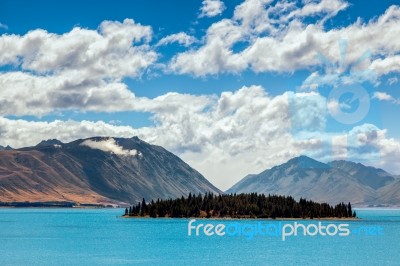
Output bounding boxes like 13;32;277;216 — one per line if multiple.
0;208;399;265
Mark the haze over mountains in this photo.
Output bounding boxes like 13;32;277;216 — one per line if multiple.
1;137;399;207
0;145;13;151
227;155;400;206
0;137;220;205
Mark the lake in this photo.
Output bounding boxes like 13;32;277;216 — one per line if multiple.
0;208;399;265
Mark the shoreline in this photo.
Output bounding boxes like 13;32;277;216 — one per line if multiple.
0;202;119;208
121;215;360;221
0;206;116;209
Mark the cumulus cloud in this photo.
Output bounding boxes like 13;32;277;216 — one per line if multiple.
372;91;399;104
199;0;226;18
80;138;138;156
0;19;155;77
0;1;399;192
345;124;400;173
109;87;400;188
0;117;138;148
286;0;349;22
157;32;196;47
170;1;400;82
1;86;400;189
2;4;399;118
326;99;352;122
288;123;400;176
0;72;140;116
373;91;394;101
0;19;159;116
370;55;400;76
0;86;292;188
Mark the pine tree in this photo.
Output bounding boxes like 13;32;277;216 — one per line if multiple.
347;202;352;217
123;193;357;219
141;198;147;216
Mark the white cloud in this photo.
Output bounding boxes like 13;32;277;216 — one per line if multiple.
373;91;394;101
199;0;226;18
0;86;293;189
81;138;138;156
0;19;156;78
2;4;399;119
327;96;353;117
372;91;399;104
170;1;400;83
286;0;349;22
327;99;339;113
301;66;377;90
370;55;400;76
1;86;400;190
0;6;399;190
0;117;139;148
332;135;348;159
0;19;159;117
0;71;141;116
345;124;400;173
157;32;196;47
0;22;8;30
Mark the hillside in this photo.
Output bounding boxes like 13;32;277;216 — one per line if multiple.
226;156;399;206
0;137;221;205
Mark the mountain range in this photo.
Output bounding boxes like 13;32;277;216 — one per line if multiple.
226;155;400;206
0;145;13;151
1;137;399;207
0;137;220;206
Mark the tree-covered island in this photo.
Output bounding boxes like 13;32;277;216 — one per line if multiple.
123;193;357;219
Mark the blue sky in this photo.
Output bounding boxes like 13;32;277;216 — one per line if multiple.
1;0;400;189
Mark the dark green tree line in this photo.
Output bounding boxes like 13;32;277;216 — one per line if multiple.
124;193;356;219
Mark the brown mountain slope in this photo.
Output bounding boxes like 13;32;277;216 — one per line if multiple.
0;150;110;203
0;137;221;205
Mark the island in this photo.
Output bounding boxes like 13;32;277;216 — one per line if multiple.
123;193;357;219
